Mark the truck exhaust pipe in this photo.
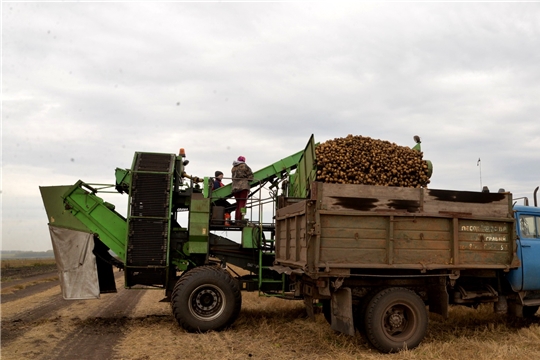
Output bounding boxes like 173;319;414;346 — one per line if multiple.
534;186;539;207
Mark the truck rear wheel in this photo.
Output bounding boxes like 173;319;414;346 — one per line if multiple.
364;287;428;353
355;288;381;334
171;265;241;332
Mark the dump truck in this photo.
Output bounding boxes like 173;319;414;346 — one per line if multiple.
39;135;540;353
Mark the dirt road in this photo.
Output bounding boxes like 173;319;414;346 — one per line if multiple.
1;269;163;360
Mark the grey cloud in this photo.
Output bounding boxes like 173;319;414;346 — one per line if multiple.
3;2;540;251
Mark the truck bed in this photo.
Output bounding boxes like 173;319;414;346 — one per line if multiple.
275;183;519;277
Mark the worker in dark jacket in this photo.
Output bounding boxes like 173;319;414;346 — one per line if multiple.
212;170;233;220
213;171;224;190
231;156;253;221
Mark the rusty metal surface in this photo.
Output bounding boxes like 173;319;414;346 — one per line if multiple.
275;183;517;277
330;288;355;336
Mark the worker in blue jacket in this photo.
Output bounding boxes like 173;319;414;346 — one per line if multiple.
212;170;233;223
213;171;225;190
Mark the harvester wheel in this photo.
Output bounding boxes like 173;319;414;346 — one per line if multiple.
364;287;427;353
171;265;241;332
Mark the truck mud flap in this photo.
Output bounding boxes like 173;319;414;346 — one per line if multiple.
330;287;355;336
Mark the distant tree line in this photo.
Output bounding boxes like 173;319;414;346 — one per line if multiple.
1;250;55;259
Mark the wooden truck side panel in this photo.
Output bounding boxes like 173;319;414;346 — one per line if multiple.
314;183;511;217
275;183;517;276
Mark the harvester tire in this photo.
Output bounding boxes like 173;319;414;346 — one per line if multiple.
171;265;242;332
364;287;427;353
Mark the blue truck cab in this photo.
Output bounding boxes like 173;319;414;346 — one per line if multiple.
507;204;540;292
505;186;540;317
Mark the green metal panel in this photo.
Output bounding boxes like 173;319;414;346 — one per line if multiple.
40;185;94;233
211;147;306;199
187;193;210;254
184;240;208;254
289;134;317;198
40;182;128;262
241;226;256;249
115;168;131;192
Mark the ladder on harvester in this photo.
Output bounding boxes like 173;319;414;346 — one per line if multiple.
258;229;286;297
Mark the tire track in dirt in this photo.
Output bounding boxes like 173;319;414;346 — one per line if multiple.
0;272;124;348
43;285;147;360
1;270;58;292
1;271;151;360
1;278;60;304
1;287;68;345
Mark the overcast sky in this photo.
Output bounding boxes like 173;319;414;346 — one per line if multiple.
2;2;540;251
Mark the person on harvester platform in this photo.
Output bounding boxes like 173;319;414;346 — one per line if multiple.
231;156;253;222
213;171;225;190
212;170;233;219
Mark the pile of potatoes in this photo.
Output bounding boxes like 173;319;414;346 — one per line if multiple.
315;135;430;188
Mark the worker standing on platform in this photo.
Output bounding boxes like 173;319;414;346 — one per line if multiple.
231;156;253;222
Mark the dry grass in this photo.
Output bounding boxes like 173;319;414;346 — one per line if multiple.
1;258;56;268
115;292;540;360
115;265;540;359
3;262;540;359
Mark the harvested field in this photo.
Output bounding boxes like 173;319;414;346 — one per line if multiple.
1;259;57;282
1;265;540;360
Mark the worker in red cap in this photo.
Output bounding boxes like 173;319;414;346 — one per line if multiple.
231;156;253;222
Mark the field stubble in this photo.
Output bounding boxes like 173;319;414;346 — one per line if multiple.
2;263;540;359
115;290;540;360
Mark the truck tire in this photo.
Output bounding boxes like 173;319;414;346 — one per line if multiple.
364;287;428;353
355;288;381;334
171;265;242;332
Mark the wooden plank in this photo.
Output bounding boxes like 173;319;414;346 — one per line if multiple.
394;230;451;242
452;218;459;266
319;214;387;229
287;217;297;261
393;239;450;250
393;217;451;231
320;228;387;241
460;250;512;265
423;189;512;218
393;249;451;265
319;248;387;265
276;221;286;259
320;237;387;249
388;215;394;265
316;183;513;218
284;217;291;261
295;215;301;262
312;210;321;273
276;200;307;220
318;183;423;213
